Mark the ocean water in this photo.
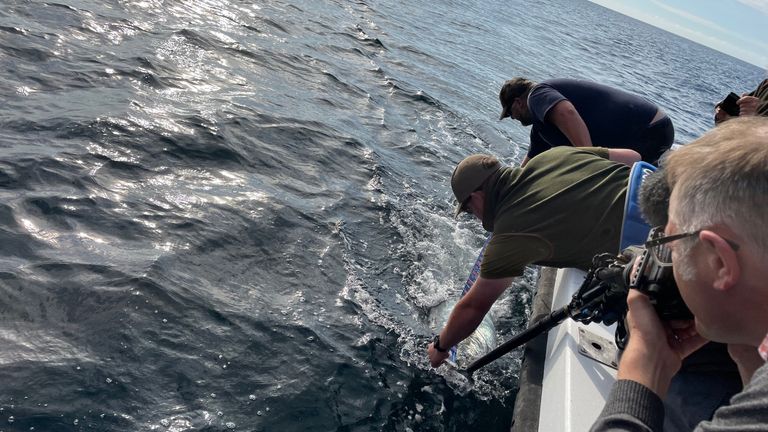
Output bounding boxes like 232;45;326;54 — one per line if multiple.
0;0;763;431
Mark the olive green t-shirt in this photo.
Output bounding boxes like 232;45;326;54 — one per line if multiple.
480;146;629;279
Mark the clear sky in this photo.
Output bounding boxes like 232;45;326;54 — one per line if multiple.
588;0;768;69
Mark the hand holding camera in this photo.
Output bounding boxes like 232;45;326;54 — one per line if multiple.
715;91;763;124
737;95;761;116
718;92;741;116
618;289;707;397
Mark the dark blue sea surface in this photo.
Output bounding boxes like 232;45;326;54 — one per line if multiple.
0;0;763;430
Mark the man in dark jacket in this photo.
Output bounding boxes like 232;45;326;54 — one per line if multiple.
499;77;674;166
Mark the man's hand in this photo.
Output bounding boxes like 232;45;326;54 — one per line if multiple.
738;95;760;117
428;342;450;368
616;290;708;397
425;276;512;368
714;105;733;124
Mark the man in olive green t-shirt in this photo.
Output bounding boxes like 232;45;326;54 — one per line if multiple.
428;146;640;367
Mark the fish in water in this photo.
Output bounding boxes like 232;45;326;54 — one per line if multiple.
428;299;496;364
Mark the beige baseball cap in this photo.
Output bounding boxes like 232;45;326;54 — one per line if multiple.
451;154;501;217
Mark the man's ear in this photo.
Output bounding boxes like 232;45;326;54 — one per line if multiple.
699;230;740;291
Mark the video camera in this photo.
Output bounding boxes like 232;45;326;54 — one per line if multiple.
590;236;692;320
574;227;693;348
465;228;694;374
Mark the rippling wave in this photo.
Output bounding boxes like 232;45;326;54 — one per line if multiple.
0;0;763;430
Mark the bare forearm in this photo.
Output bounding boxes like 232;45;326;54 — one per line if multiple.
550;101;593;147
432;276;511;365
608;148;641;166
439;299;489;347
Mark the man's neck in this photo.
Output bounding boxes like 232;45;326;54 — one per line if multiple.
759;332;768;362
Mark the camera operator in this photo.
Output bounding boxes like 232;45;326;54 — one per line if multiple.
591;117;768;431
637;168;742;431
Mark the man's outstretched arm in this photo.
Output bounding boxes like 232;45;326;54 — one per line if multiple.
428;276;512;367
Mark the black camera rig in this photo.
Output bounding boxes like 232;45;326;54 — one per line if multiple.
464;240;692;375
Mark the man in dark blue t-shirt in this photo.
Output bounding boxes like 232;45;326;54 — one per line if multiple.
499;77;674;166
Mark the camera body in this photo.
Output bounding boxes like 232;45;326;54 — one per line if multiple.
578;238;693;328
575;241;692;349
719;92;741;116
624;244;693;320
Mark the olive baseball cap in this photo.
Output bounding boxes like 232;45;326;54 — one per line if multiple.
451;154;501;217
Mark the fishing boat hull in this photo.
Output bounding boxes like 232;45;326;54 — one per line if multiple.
511;267;618;432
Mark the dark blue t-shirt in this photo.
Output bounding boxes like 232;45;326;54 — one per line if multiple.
527;79;659;159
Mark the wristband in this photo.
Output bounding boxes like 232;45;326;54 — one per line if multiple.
433;334;448;353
